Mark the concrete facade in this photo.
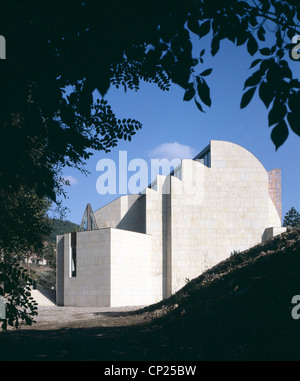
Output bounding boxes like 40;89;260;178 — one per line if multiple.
57;228;153;307
57;140;286;307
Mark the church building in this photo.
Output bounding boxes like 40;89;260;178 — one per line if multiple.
56;140;285;307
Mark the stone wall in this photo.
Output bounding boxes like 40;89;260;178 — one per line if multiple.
116;195;146;233
58;228;153;307
169;140;282;294
93;195;138;229
110;228;153;306
268;169;282;221
144;176;166;302
62;229;111;306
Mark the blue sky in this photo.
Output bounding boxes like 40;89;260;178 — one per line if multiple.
59;35;300;225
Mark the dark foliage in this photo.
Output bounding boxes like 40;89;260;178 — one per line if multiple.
36;271;56;290
48;219;80;244
283;207;300;227
0;260;38;330
0;0;299;205
0;187;52;258
0;187;51;331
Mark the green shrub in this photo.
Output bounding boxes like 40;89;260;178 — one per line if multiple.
36;270;56;289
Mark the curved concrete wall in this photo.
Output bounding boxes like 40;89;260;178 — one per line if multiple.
170;140;282;293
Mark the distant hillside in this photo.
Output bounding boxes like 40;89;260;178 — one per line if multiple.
47;219;80;243
138;228;300;360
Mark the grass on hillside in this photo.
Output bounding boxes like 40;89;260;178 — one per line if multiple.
141;227;300;360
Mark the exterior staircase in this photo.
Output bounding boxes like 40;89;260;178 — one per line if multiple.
31;289;56;306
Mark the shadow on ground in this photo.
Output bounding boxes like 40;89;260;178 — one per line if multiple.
0;321;192;361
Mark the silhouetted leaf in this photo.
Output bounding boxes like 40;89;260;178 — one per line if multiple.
249;58;262;69
257;26;266;41
260;58;273;72
195;99;205;112
172;61;191;88
277;49;284;59
211;35;220;56
287;29;296;39
183;86;195;101
287;112;300;136
247;34;258;56
268;100;287;126
199;20;210;38
197;78;211;107
200;68;213;76
259;80;274;108
244;70;262;89
240;87;256;108
236;30;248;46
288;91;300;111
260;47;271;56
249;12;258;27
261;1;270;13
280;64;292;79
271;120;289;150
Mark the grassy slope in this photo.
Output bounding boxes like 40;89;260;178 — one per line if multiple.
144;227;300;360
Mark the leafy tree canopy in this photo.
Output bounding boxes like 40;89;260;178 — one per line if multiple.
0;187;52;259
47;219;80;244
0;260;38;330
283;207;300;227
0;0;299;203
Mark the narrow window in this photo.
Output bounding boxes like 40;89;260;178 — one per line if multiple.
70;232;77;277
207;151;211;167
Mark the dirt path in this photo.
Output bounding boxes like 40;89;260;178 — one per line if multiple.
26;305;149;330
0;305;184;361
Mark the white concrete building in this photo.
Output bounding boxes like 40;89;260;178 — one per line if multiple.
56;140;286;307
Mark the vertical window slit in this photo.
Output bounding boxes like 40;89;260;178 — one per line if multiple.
70;232;77;277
